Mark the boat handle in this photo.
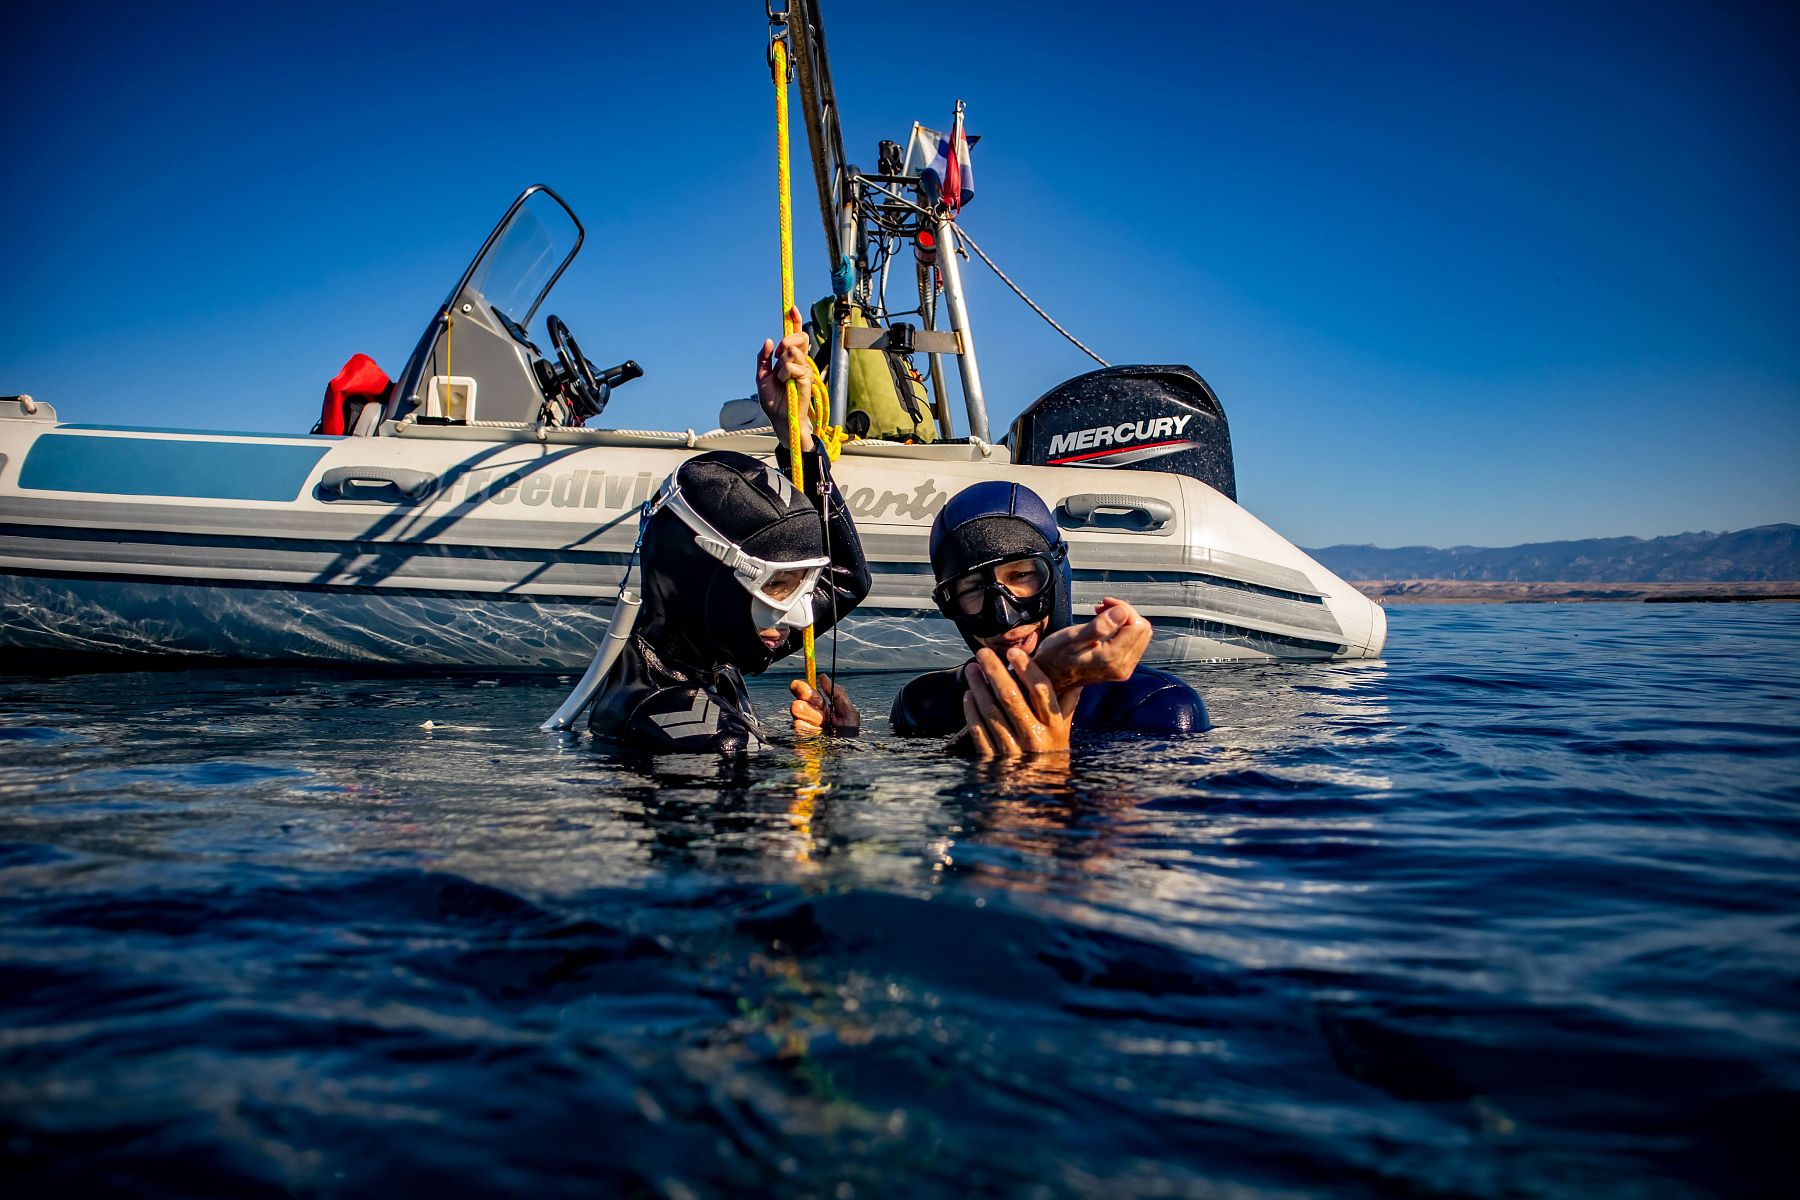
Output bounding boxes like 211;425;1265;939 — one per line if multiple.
1057;493;1176;533
318;465;439;502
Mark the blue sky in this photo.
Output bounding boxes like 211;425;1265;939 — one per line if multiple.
3;0;1795;547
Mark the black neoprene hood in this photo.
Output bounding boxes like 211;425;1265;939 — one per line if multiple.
637;450;824;674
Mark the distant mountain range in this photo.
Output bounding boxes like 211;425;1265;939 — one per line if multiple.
1305;524;1800;582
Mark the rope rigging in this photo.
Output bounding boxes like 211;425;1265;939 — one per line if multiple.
946;224;1111;369
837;168;1111;370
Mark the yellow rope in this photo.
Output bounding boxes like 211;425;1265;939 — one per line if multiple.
773;36;818;694
805;357;849;460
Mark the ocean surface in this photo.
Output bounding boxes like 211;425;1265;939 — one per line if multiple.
1;603;1796;1199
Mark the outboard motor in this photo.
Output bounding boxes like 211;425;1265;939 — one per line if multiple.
1008;364;1236;501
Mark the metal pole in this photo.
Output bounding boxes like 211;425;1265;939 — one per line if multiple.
787;0;845;265
828;308;852;430
828;200;856;429
935;217;988;442
920;259;954;437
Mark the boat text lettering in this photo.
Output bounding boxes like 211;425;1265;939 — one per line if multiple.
1047;415;1192;458
454;468;947;522
458;468;656;509
845;480;948;523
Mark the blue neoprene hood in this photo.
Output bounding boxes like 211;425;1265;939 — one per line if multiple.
928;482;1074;649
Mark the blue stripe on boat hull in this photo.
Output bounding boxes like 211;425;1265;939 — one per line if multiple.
19;433;329;501
56;424;342;439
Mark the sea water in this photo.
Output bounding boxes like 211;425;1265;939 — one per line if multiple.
1;603;1795;1198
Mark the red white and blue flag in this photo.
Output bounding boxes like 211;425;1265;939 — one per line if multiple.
909;106;977;214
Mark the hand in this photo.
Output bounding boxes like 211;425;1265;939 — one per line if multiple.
755;307;815;452
958;646;1083;760
789;673;860;737
1029;596;1152;691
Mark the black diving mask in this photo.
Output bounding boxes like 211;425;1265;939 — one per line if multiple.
931;550;1060;639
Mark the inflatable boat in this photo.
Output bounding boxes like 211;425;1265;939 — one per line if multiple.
0;65;1385;675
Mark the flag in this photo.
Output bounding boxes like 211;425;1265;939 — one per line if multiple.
908;109;978;214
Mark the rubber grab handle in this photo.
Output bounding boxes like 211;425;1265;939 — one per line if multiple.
1057;493;1176;532
319;465;439;501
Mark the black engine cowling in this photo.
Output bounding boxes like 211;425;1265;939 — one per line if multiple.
1008;364;1236;501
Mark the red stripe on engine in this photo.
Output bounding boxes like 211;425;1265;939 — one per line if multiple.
1045;437;1190;466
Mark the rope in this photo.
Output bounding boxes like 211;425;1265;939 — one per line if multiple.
773;35;818;694
805;356;849;460
947;223;1111;368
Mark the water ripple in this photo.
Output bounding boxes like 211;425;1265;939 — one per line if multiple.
0;603;1796;1197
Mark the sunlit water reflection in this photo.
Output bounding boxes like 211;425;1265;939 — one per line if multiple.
1;603;1795;1197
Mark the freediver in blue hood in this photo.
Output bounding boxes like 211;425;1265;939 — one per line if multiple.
789;479;1209;757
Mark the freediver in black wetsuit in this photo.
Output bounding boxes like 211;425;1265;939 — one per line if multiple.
792;480;1209;758
585;323;870;754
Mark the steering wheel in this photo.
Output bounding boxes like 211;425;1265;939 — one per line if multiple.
545;314;605;419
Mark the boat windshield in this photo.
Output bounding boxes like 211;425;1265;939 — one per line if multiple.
461;188;583;329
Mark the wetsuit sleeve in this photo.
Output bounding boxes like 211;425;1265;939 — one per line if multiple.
1082;667;1211;735
890;667;969;737
796;448;871;637
617;685;767;754
892;664;1207;740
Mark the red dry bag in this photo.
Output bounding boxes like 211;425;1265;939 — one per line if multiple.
314;354;392;435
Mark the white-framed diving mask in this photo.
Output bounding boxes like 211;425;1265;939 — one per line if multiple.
644;476;830;632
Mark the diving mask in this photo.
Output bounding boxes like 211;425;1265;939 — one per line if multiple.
931;549;1062;639
645;477;829;632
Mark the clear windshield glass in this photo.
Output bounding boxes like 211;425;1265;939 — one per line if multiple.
462;189;582;327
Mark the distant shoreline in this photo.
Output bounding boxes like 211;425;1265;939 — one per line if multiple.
1351;580;1800;605
1305;524;1798;589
